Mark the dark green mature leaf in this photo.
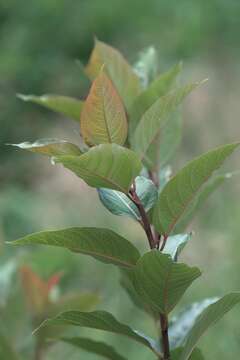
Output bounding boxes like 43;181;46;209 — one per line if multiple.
163;233;191;261
10;139;81;157
36;310;159;354
60;337;127;360
10;227;140;269
85;39;141;109
180;293;240;360
169;298;218;349
172;348;204;360
55;144;142;193
133;46;158;88
174;172;238;233
17;94;83;121
133;251;201;314
129;62;182;135
0;334;19;360
131;81;204;159
153;143;240;235
80;71;127;146
98;176;158;220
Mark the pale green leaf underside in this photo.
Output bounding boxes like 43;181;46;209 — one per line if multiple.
153;143;240;235
133;251;201;314
55;144;142;193
60;337;127;360
133;46;158;88
98;176;157;220
131;81;204;159
169;298;219;349
163;233;191;261
10;227;140;269
17;94;83;121
36;310;158;354
180;293;240;360
10;138;81;157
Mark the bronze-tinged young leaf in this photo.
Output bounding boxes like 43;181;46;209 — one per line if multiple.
10;227;140;269
129;62;182;135
85;39;141;109
60;337;127;360
80;72;127;146
131;81;204;159
153;143;240;235
35;310;159;354
180;293;240;360
55;144;142;193
133;251;201;314
17;94;83;121
10;139;81;157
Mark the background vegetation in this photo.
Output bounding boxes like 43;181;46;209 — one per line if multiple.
1;1;240;359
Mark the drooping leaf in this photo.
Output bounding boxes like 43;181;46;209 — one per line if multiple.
133;251;201;314
0;333;19;360
169;298;219;349
172;347;204;360
131;81;204;159
153;143;240;235
129;62;182;135
98;176;157;220
59;337;127;360
174;172;238;233
35;310;159;355
10;227;140;269
10;139;81;157
80;72;127;146
55;144;142;193
133;46;158;88
85;39;141;109
163;233;191;261
180;293;240;360
17;94;83;121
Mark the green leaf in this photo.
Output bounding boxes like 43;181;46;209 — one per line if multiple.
85;39;141;109
55;144;142;193
10;139;82;157
10;227;140;269
133;251;201;314
163;233;191;261
153;143;240;235
174;172;238;233
158;110;182;166
172;348;204;360
60;337;127;360
80;71;127;146
49;292;100;316
131;81;204;159
133;46;158;88
180;293;240;360
159;165;172;192
129;62;182;135
36;310;159;354
0;333;19;360
169;298;218;349
98;176;158;220
17;94;83;121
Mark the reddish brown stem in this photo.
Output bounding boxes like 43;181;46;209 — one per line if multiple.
160;314;170;359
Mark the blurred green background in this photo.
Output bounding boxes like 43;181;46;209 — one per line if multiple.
1;1;240;359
